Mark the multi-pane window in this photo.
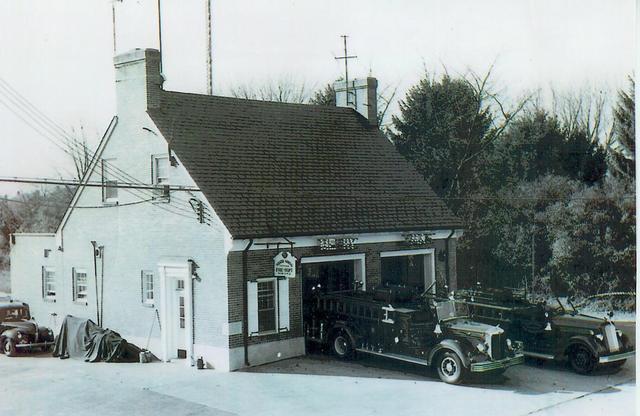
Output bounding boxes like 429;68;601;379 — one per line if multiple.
257;280;276;332
73;268;88;302
141;271;154;305
177;279;185;328
43;267;56;300
102;159;118;202
179;296;185;329
152;155;170;199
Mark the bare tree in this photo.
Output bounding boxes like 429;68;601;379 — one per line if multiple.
551;87;611;144
229;77;313;104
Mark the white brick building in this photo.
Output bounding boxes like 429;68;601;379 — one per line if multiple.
10;48;462;371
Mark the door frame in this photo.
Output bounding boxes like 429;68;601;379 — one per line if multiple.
158;258;193;366
300;253;367;290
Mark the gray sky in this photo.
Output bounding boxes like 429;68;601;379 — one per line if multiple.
0;0;635;196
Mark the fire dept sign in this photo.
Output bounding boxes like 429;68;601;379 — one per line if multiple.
274;251;296;278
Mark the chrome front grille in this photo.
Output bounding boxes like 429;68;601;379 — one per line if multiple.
490;332;506;360
603;324;620;353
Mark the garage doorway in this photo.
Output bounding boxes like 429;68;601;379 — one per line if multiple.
300;254;366;347
380;249;435;294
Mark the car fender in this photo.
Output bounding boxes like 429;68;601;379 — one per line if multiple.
428;339;471;368
1;327;22;341
564;335;600;359
329;321;358;347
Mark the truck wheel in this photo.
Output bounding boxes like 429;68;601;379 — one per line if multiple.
331;331;354;360
569;345;596;374
4;339;17;357
436;351;466;384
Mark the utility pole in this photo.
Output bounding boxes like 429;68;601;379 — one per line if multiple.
335;35;357;106
205;0;213;95
157;0;164;74
111;1;118;54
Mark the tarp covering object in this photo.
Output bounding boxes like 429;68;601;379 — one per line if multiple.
53;315;141;362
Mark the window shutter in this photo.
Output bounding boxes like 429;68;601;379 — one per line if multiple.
140;270;144;303
71;267;76;301
278;278;290;332
247;281;258;335
41;266;45;299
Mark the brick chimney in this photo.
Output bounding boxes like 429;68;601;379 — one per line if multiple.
334;77;378;126
113;48;164;116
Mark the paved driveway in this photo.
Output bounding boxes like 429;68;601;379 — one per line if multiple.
0;345;634;416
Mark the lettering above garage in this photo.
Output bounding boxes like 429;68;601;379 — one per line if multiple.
318;237;358;251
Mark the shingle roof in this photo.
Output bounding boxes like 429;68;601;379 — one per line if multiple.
147;91;462;239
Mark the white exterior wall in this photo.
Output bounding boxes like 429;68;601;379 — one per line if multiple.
9;234;59;328
11;49;234;371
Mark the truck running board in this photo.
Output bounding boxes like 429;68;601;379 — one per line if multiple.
356;348;431;367
523;351;555;360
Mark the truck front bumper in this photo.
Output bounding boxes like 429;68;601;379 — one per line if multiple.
598;350;635;364
470;353;525;373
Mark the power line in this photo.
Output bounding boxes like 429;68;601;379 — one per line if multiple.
0;176;200;192
0;77;207;219
2;196;155;209
0;78;204;213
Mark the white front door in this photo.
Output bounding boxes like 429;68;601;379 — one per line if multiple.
159;261;193;364
172;278;187;357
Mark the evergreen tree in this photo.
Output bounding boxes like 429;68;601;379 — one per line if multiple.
391;74;493;208
608;77;635;180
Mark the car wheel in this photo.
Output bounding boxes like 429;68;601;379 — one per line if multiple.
4;338;17;357
436;351;466;384
569;345;596;374
330;331;354;360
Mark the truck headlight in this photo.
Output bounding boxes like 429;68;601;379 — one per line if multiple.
477;342;487;353
595;334;604;342
506;338;513;350
17;333;22;339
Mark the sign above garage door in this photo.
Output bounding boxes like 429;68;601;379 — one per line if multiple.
274;251;297;278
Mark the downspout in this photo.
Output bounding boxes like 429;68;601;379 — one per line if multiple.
444;230;455;289
99;246;105;327
189;259;200;367
242;239;254;367
91;241;99;324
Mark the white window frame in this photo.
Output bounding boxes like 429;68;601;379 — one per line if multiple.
248;276;290;337
380;249;436;293
141;270;155;306
151;154;170;200
73;268;89;304
301;253;367;291
102;158;118;204
257;278;278;333
42;266;56;301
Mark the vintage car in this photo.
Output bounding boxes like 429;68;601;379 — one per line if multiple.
452;287;635;374
305;286;524;384
0;300;55;356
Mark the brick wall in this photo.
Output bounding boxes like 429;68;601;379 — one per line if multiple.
227;237;457;349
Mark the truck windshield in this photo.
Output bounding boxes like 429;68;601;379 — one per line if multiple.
435;300;468;321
